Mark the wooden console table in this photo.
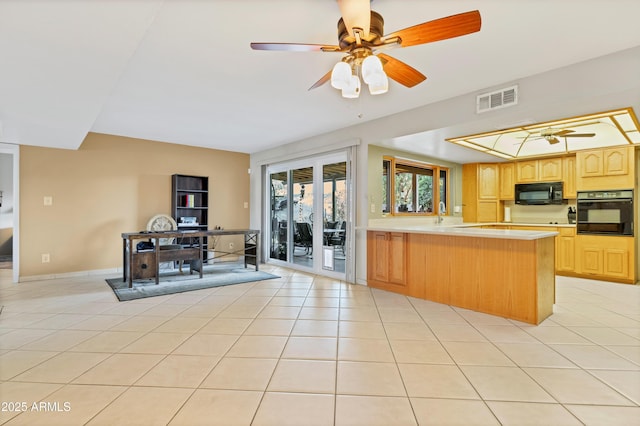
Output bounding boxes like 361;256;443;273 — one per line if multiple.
122;229;260;288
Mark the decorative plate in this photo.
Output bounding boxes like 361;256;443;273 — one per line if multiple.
146;214;178;245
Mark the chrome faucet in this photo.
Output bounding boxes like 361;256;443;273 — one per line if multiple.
437;201;446;224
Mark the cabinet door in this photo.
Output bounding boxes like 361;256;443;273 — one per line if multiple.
370;232;389;282
516;161;538;182
562;156;577;198
602;147;629;176
478;164;498;199
539;158;563;181
603;248;629;279
499;163;515;200
477;201;498;222
556;235;575;272
577;150;603;177
579;246;603;275
388;232;406;285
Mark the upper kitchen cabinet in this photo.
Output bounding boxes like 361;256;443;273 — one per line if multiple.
576;146;635;190
516;158;563;183
562;155;577;198
463;163;500;222
478;163;499;199
516;160;538;182
499;163;515;200
539;158;563;181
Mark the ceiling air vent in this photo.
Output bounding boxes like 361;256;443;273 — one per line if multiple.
476;85;518;114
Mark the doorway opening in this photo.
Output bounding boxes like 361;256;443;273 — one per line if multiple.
0;143;19;283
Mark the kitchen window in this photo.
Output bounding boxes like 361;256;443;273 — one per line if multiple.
382;156;449;215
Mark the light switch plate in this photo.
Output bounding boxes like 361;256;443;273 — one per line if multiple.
44;196;53;206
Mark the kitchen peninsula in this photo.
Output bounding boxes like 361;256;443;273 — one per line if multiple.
367;225;558;324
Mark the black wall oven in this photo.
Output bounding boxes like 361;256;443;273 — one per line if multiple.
577;190;634;236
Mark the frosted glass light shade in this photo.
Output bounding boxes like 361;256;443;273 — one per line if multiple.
368;74;388;95
361;55;384;84
341;75;361;98
331;62;352;89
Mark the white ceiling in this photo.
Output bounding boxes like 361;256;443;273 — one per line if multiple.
1;0;640;162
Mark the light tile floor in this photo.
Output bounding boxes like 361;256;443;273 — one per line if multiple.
0;267;639;425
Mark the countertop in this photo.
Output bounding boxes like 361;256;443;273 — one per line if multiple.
366;223;559;240
498;222;576;228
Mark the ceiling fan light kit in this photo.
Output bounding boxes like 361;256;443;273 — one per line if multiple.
330;52;388;98
250;1;481;98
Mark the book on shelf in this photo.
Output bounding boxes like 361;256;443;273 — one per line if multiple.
181;194;196;207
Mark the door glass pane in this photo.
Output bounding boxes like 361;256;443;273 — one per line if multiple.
292;167;313;268
269;171;288;261
323;162;347;273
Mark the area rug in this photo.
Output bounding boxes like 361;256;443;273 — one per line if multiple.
105;264;279;301
0;255;12;270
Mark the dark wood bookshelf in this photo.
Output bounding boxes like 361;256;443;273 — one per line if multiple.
171;174;209;256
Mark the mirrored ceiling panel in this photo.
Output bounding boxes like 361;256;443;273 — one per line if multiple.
446;107;640;159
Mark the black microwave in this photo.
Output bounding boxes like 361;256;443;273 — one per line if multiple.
515;182;564;205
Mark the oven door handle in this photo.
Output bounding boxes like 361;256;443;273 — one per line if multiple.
577;198;633;203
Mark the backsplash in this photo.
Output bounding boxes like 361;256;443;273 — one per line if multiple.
503;201;577;224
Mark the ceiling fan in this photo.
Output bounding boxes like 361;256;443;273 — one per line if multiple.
250;0;481;96
528;128;596;145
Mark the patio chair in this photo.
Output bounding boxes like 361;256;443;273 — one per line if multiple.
295;222;313;255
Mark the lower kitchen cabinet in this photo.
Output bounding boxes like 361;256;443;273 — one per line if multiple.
576;235;635;283
367;231;407;290
480;225;578;275
556;227;576;273
367;229;555;324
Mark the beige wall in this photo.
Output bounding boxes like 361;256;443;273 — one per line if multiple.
20;133;250;278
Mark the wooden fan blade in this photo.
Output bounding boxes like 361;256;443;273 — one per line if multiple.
552;129;575;136
548;137;560;145
378;53;426;88
250;42;341;52
563;133;596;137
308;70;332;90
337;0;370;37
384;10;481;47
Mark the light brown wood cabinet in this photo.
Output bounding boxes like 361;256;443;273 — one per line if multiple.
516;160;538;182
499;163;515;200
462;163;500;222
368;230;556;324
482;225;577;275
556;227;576;273
575;235;635;282
478;164;499;199
539;158;563;181
516;158;563;183
367;231;406;289
576;146;635;190
562;156;577;198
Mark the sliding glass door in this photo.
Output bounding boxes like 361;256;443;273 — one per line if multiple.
266;152;351;279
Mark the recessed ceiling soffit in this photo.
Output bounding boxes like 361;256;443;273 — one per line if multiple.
446;107;640;159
